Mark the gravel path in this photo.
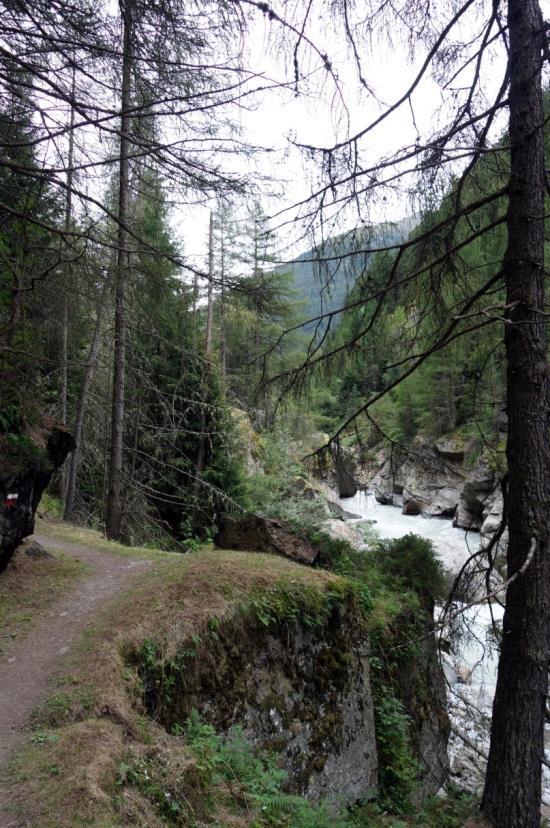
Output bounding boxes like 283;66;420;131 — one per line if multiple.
0;532;151;827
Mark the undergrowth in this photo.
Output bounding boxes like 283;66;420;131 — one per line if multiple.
120;711;477;828
310;529;446;812
244;577;372;629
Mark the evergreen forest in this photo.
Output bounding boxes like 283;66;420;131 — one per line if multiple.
0;1;548;827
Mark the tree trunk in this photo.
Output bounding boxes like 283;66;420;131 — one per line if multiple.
192;271;199;318
64;276;110;522
481;1;549;825
195;211;215;481
59;63;76;504
205;210;214;357
105;0;133;540
220;222;226;376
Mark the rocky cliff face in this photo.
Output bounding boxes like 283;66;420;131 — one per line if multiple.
135;567;450;810
137;601;379;808
393;595;450;802
365;439;504;537
0;417;74;571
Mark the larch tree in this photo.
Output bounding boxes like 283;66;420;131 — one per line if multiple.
256;0;549;823
480;1;549;824
105;0;134;540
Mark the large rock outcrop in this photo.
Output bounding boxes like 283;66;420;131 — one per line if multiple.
215;513;319;564
137;598;379;808
354;439;506;537
329;442;358;498
137;588;449;809
453;457;496;531
370;441;466;518
0;417;74;571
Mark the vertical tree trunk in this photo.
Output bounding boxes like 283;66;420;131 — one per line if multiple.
59;63;76;503
192;271;199;318
195;211;215;481
64;276;110;521
105;0;133;540
220;222;226;376
481;1;549;825
205;210;214;357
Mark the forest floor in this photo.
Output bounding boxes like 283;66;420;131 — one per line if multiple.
0;524;153;827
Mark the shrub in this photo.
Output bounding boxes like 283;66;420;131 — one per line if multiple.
374;534;446;600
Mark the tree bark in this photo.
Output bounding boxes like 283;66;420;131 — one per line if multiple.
64;276;110;522
481;1;549;825
195;211;215;481
105;0;133;540
205;210;214;357
220;221;226;376
59;62;76;504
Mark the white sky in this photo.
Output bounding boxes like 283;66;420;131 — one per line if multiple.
178;0;520;270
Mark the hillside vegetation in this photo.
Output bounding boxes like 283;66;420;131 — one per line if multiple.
4;519;480;828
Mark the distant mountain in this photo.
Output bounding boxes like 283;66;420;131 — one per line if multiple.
284;217;416;330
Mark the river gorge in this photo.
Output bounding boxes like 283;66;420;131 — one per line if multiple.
337;491;550;808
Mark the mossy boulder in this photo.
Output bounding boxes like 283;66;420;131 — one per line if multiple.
0;416;74;571
215;513;320;565
131;591;378;808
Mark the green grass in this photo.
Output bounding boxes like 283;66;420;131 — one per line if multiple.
4;523;483;828
35;514;173;562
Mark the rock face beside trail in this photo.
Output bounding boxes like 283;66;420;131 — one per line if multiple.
0;417;75;571
215;513;319;564
139;596;379;808
138;587;449;808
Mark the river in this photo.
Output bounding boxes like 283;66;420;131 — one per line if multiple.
337;491;550;803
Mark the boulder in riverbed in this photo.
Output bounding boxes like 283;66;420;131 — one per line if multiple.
321;518;369;550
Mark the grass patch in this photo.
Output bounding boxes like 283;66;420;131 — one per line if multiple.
38;492;64;519
7;542;347;827
0;550;87;655
4;527;468;827
35;515;172;562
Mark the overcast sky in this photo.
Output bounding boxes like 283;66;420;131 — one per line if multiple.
178;0;549;273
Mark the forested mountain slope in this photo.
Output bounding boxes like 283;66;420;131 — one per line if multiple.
284;217;416;330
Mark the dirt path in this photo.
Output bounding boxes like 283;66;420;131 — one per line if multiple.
0;532;151;827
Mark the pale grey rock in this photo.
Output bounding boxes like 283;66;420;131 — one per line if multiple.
321;519;367;550
434;437;467;462
373;486;394;505
456;664;473;685
480;491;504;537
454;459;496;531
398;447;464;518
